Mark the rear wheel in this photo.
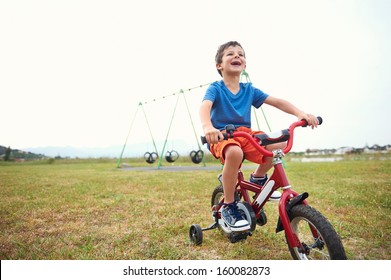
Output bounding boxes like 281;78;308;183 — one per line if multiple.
211;185;224;207
211;185;240;207
286;204;346;260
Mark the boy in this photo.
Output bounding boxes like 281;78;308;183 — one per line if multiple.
200;41;319;231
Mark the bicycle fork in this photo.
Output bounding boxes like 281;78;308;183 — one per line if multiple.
277;190;309;252
269;151;311;254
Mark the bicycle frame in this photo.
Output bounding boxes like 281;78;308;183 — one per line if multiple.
233;156;309;251
215;118;322;251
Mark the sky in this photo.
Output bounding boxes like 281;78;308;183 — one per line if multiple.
1;0;390;156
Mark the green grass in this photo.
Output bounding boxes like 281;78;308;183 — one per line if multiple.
0;155;390;260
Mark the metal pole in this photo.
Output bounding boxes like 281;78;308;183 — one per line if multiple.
116;103;141;168
157;92;181;169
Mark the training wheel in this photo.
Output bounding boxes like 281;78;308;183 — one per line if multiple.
189;224;203;245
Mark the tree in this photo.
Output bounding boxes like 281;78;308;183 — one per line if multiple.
4;146;11;161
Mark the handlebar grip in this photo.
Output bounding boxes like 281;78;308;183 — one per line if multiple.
200;133;229;145
302;116;323;127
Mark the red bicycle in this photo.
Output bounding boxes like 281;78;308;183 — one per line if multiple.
189;117;347;260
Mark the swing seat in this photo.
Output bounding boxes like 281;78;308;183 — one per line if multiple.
144;152;158;164
190;150;204;164
165;150;179;163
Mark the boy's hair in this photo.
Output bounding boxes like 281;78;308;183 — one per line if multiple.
215;41;245;77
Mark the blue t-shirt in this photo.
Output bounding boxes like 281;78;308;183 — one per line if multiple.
203;80;269;130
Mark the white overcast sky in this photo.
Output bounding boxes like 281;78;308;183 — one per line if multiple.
1;0;390;153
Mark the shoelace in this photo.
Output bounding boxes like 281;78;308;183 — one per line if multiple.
226;203;243;221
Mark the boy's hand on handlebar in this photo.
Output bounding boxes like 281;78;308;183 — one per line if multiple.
204;127;224;144
297;112;319;129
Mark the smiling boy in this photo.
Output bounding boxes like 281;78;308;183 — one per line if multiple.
200;41;318;231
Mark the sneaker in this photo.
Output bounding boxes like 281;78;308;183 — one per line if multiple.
221;202;250;232
250;173;281;201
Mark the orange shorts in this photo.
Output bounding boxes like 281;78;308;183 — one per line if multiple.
210;126;265;165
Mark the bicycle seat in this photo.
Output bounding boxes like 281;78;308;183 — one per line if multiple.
254;129;290;146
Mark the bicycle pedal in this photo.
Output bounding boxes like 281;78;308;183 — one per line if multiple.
228;231;251;243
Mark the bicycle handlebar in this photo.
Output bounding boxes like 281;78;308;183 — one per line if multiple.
201;116;322;157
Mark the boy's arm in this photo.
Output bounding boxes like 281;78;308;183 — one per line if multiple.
264;96;319;128
199;100;224;144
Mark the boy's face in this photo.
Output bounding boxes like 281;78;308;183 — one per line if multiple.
216;45;246;77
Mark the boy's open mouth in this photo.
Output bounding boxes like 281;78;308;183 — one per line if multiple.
231;61;242;66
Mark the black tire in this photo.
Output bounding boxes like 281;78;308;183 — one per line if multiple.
211;185;240;207
144;152;158;164
256;208;267;226
286;204;346;260
190;150;204;164
211;185;224;207
189;224;203;245
165;150;179;163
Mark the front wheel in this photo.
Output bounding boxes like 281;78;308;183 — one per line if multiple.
286;204;346;260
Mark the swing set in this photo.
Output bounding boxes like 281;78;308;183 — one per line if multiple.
116;83;211;169
116;71;273;169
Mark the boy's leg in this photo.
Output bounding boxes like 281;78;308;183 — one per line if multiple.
253;156;273;177
252;142;286;177
251;142;286;201
220;145;250;231
221;145;243;204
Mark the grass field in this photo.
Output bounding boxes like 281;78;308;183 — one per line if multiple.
1;154;390;260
